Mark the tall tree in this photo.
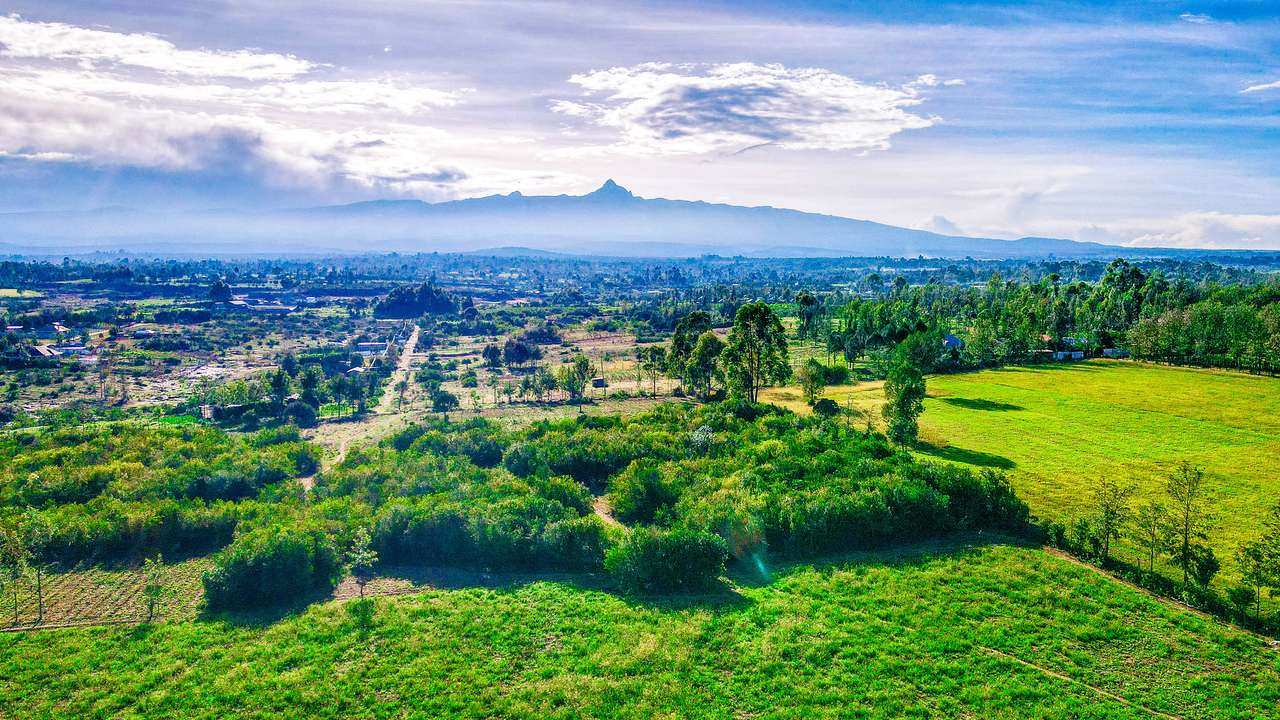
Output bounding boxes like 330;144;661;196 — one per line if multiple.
0;527;30;626
668;311;712;388
1166;461;1214;586
1129;500;1168;573
796;357;827;406
638;345;666;397
882;334;928;446
20;510;50;624
687;332;725;400
1092;479;1134;564
721;302;790;403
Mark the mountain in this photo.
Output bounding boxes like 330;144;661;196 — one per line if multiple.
0;180;1167;259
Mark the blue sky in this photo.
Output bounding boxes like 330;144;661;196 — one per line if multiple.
0;0;1278;248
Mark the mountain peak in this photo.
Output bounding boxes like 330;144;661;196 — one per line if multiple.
586;179;634;200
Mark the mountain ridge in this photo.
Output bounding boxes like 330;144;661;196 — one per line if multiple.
0;180;1223;259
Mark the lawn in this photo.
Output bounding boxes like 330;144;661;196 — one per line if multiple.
1;540;1275;719
764;360;1280;579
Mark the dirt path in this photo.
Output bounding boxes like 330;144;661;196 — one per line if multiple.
376;325;420;416
592;496;624;530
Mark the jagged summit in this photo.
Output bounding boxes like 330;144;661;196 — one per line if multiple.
585;179;635;200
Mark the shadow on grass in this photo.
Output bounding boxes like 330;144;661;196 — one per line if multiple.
728;531;1037;590
992;362;1105;375
201;584;343;628
200;533;1037;626
916;442;1016;469
939;397;1023;412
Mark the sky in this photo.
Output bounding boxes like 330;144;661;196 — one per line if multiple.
0;0;1278;248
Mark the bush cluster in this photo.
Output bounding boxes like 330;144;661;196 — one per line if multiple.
202;525;341;610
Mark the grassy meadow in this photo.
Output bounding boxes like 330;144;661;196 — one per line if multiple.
764;360;1280;578
2;539;1276;719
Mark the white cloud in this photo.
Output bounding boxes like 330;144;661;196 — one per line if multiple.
1242;79;1280;94
921;215;964;236
1179;13;1214;25
0;15;480;195
1124;211;1280;249
0;14;314;80
552;62;947;155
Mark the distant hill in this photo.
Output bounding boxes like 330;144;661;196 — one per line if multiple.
0;179;1240;259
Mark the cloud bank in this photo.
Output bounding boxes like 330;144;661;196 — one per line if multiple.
553;62;951;155
0;14;468;195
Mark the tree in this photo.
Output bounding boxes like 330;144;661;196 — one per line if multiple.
20;509;50;624
345;527;379;600
637;345;666;397
1130;500;1168;573
299;365;323;407
557;354;591;402
395;379;409;412
686;332;725;400
269;368;290;409
1235;541;1268;620
482;344;503;368
209;278;232;303
1234;501;1280;621
721;302;790;403
142;554;169;623
431;388;459;414
1166;461;1214;586
882;335;928;446
1091;479;1134;564
668;311;712;388
795;290;819;339
796;357;827;406
0;527;30;625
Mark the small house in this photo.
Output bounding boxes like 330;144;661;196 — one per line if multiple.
591;376;607;389
52;345;90;356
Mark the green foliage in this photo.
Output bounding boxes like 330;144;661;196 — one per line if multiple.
141;554;168;622
795;357;827;405
345;527;378;598
605;526;727;594
373;280;458;319
882;333;928;446
608;461;678;524
722;302;790;403
202;525;341;610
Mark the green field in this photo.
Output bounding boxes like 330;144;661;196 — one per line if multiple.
769;361;1280;579
2;539;1276;719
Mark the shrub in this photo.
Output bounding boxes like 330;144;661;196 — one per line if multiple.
202;525;341;610
608;462;678;524
539;516;612;571
812;398;840;417
250;425;302;448
284;401;318;428
531;475;593;515
605;527;727;593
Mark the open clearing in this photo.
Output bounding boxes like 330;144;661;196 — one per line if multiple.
764;360;1280;577
1;540;1275;719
